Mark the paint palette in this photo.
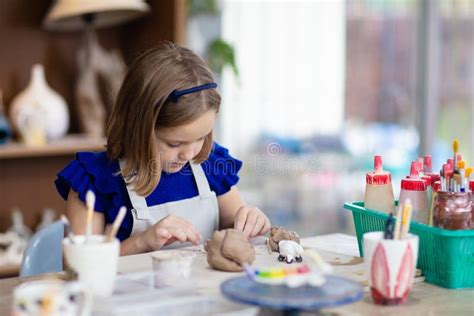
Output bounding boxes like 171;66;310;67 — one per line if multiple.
221;275;364;311
243;264;326;288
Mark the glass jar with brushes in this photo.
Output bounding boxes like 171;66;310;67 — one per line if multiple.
433;191;472;230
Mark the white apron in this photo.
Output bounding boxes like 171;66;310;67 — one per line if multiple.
120;161;219;249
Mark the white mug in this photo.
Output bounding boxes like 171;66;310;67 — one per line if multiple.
151;250;196;287
363;232;419;305
63;235;119;298
12;280;91;316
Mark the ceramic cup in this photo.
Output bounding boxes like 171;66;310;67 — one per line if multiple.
363;232;419;305
63;235;119;298
12;280;91;316
151;250;196;288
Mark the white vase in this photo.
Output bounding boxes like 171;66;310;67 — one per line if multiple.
10;64;69;143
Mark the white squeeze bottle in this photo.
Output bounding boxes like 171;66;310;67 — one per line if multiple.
399;161;429;224
364;155;395;214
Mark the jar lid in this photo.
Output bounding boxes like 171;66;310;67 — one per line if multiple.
422;175;432;186
401;178;427;191
432;180;440;192
416;158;424;173
407;161;422;178
366;173;392;185
366;155;391;185
430;174;441;182
470;181;474;192
423;155;432;173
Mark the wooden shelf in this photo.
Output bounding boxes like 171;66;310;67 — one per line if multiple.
0;0;186;232
0;264;19;279
0;135;106;159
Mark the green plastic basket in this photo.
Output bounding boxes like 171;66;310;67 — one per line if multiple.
344;201;474;289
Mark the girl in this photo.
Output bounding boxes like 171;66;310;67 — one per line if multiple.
55;43;271;256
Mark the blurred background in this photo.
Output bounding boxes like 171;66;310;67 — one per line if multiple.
0;0;473;276
196;0;474;236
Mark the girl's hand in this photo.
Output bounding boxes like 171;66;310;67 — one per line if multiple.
141;214;202;251
233;205;271;238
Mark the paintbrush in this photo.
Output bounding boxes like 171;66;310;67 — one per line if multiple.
400;199;413;240
453;139;459;169
443;163;451;192
394;203;403;240
452;139;460;191
465;167;472;190
384;213;395;239
440;167;445;191
106;206;127;242
85;190;95;243
458;160;466;192
60;215;75;244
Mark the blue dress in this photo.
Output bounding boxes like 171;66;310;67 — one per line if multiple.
55;142;242;241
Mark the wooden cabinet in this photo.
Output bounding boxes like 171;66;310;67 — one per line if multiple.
0;136;105;231
0;0;187;231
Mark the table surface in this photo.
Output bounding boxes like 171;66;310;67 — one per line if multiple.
0;233;473;315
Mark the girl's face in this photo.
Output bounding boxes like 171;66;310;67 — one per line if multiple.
155;110;216;173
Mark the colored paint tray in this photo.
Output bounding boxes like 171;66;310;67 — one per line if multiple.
221;275;363;312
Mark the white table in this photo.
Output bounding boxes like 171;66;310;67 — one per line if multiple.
110;233;474;315
0;234;472;315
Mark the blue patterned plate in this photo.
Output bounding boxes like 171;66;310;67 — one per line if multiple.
221;275;364;311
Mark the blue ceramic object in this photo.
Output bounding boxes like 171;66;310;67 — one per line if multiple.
20;220;64;277
0;110;12;145
221;275;364;312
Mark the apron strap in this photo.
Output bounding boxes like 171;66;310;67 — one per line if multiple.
190;163;213;197
120;159;212;211
119;159;150;214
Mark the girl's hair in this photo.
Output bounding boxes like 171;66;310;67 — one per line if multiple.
106;42;221;196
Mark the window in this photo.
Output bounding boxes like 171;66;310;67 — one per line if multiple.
189;0;474;236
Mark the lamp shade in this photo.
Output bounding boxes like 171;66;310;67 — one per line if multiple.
43;0;150;31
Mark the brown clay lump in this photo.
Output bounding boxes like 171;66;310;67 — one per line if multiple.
205;229;255;272
268;226;300;252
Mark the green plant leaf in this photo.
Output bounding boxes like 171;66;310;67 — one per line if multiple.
207;38;239;77
188;0;219;16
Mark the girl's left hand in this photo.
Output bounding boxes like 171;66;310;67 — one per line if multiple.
233;205;271;238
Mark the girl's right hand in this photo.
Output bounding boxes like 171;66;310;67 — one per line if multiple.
141;214;202;251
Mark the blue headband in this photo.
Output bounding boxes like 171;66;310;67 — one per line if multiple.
166;83;218;103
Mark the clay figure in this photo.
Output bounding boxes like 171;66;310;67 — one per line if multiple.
268;226;300;252
278;240;304;264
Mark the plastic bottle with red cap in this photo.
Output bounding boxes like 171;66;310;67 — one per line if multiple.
416;157;424;174
398;161;429;224
364;155;395;214
428;180;441;226
422;155;440;203
423;155;439;181
407;158;433;209
441;163;452;191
